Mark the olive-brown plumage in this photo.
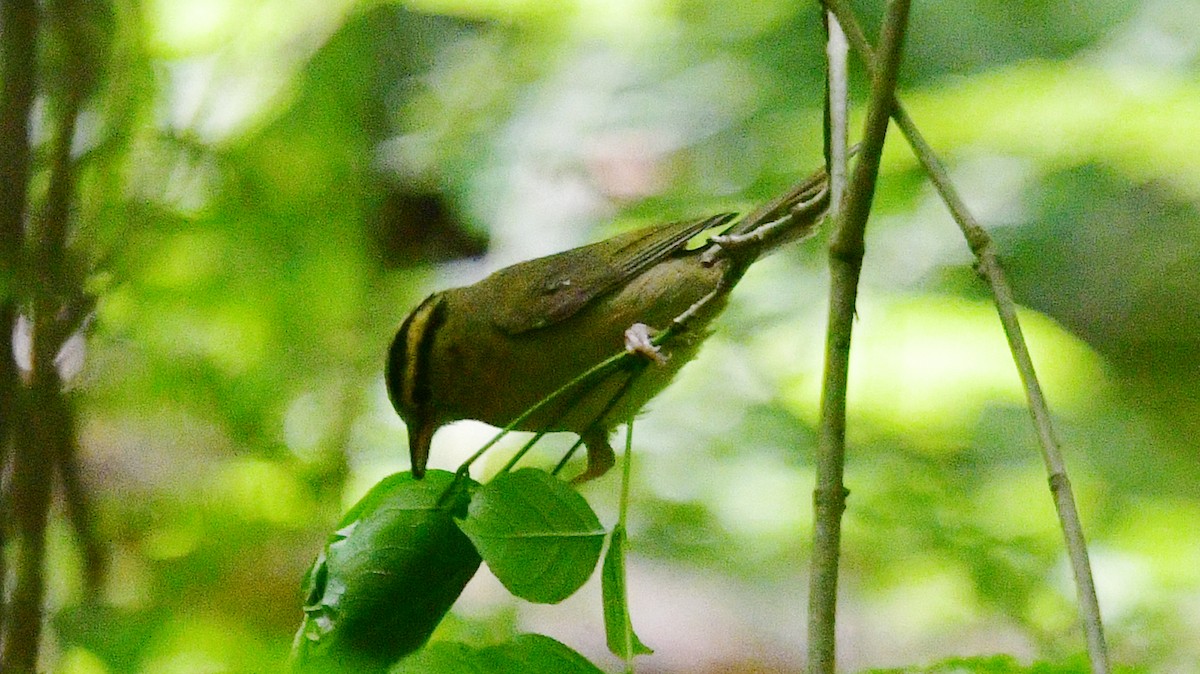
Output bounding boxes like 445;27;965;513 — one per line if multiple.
387;164;830;481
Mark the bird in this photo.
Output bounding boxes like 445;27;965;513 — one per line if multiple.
386;161;831;483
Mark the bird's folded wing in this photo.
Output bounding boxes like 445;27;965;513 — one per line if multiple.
490;213;736;334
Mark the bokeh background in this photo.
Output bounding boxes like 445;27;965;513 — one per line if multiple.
8;0;1200;672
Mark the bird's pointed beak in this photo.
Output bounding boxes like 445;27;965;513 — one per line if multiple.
409;419;436;479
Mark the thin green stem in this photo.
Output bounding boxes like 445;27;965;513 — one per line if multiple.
457;349;635;474
551;435;588;477
809;3;910;674
821;2;1110;670
618;420;634;531
618;420;635;674
824;10;850;214
499;430;550;474
456;304;695;481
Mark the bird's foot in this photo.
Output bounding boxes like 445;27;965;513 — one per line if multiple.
624;323;667;365
569;435;616;484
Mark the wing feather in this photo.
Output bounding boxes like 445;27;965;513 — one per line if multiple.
489;213;736;334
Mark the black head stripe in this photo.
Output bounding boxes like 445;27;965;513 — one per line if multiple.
386;293;447;415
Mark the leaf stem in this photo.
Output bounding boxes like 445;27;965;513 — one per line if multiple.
447;349;634;492
619;421;635;673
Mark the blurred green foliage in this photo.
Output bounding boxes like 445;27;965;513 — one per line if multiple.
12;0;1199;672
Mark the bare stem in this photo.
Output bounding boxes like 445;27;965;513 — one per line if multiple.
808;3;910;674
2;2;102;668
821;1;1110;671
824;11;850;214
0;0;39;647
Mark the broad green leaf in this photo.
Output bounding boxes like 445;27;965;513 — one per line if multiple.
601;525;653;659
481;634;606;673
456;469;605;604
292;470;482;673
392;634;604;674
388;641;478;674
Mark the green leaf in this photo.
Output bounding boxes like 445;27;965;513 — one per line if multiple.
392;634;604;674
292;470;482;673
388;641;478;674
482;634;606;673
602;525;653;659
455;468;605;604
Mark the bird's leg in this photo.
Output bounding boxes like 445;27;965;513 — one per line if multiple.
570;429;616;484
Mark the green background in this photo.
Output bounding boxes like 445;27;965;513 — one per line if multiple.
15;0;1199;672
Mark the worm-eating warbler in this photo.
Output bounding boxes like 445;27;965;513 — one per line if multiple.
387;164;830;482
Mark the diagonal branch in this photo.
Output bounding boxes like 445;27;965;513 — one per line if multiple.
821;1;1110;671
808;3;910;673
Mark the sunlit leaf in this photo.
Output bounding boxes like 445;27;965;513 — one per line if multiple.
456;469;605;604
292;470;481;673
389;640;477;674
602;525;653;658
392;634;604;674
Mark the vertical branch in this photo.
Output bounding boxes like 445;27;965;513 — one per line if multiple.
0;0;40;647
2;0;99;668
821;2;1110;671
808;3;910;674
0;0;36;254
4;375;61;673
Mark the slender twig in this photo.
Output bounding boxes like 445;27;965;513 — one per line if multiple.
0;2;35;255
451;315;688;486
3;2;100;667
0;300;13;638
553;368;645;479
551;435;589;477
499;366;640;479
4;113;78;674
452;349;636;480
617;419;637;674
809;3;910;674
821;2;1110;671
824;10;850;213
0;0;39;646
499;431;551;474
3;416;52;672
